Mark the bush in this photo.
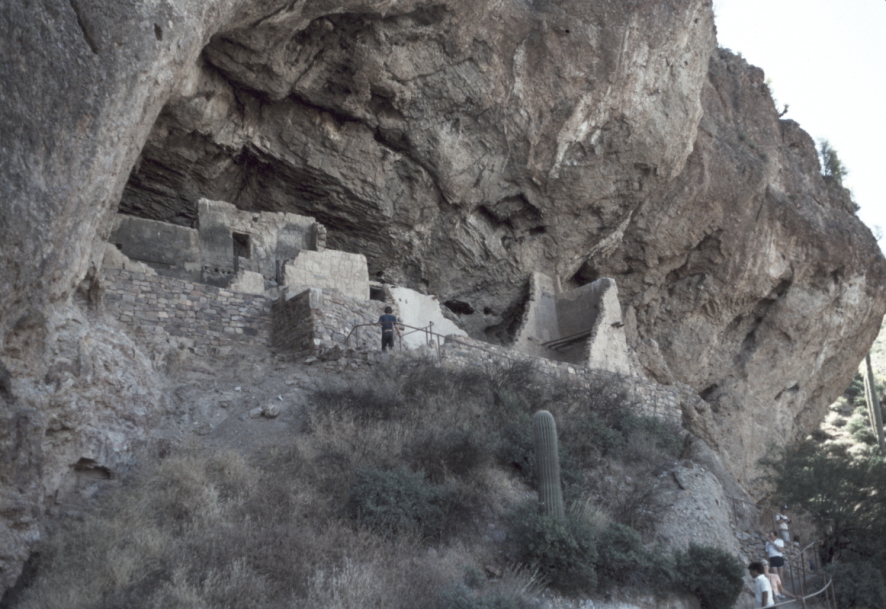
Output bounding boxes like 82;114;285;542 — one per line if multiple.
828;561;886;609
760;440;886;567
673;544;744;609
595;523;649;590
507;502;598;594
399;357;494;403
345;467;453;539
435;583;529;609
405;428;490;483
313;380;407;422
847;409;877;446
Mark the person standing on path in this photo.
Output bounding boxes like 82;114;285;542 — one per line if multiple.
776;506;792;544
762;561;795;601
766;530;787;580
378;306;400;352
747;562;775;608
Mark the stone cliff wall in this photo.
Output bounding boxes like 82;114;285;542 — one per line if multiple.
3;0;886;595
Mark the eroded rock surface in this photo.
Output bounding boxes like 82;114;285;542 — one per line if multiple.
2;0;885;595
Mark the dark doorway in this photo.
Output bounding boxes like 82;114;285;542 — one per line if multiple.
232;232;251;259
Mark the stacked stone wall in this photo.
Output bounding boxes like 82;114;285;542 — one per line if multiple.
102;268;272;354
273;288;388;356
103;267;688;425
436;335;685;426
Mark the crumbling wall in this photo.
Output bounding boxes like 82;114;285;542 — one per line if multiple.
513;273;561;359
272;288;386;355
583;278;632;376
102;268;272;355
390;287;468;349
512;274;631;373
198;198;316;284
283;250;370;301
110;215;201;279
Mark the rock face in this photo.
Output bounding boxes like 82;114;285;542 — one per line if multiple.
1;0;885;595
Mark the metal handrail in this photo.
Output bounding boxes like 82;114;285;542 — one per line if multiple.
345;321;524;361
343;321;572;383
740;539;835;609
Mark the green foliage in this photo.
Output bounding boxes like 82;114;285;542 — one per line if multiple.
507;502;598;594
345;468;453;539
436;584;529;609
492;392;535;478
760;440;886;568
405;428;490;483
819;139;848;186
313;381;407;422
673;544;744;609
844;373;867;406
847;409;877;446
828;562;886;609
594;523;650;590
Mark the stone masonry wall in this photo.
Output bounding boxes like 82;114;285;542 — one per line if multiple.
436;335;685;427
103;265;687;425
102;268;272;354
273;287;388;356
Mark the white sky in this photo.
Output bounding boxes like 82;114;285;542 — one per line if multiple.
713;0;886;239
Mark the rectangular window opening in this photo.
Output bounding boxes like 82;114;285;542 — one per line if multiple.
232;232;251;259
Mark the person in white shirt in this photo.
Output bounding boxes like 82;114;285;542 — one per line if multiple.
775;506;792;543
766;530;786;579
748;561;775;607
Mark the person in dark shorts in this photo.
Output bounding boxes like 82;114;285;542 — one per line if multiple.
765;530;786;579
378;306;400;351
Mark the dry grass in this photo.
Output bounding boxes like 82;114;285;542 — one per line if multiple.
9;356;685;607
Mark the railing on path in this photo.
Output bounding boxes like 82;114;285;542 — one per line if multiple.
342;321;573;384
344;321;528;363
762;539;836;609
728;495;836;609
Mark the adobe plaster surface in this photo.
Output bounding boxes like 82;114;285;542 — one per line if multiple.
389;287;468;349
283;249;370;301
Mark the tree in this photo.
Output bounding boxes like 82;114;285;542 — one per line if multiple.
760;441;886;568
863;354;885;451
819;139;848;186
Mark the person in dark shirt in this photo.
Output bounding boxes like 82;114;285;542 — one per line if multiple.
378;306;400;351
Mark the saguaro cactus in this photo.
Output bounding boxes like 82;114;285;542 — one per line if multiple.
863;354;885;451
533;409;565;519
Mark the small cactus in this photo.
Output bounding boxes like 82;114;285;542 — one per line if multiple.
533;410;564;519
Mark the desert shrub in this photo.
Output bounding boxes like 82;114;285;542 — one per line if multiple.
673;544;744;609
399;357;494;403
312;379;407;422
594;523;649;589
581;455;673;534
494;413;535;478
487;359;544;398
607;467;672;533
828;561;886;609
436;583;529;609
345;467;453;539
405;428;490;483
507;502;598;594
847;409;877;445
